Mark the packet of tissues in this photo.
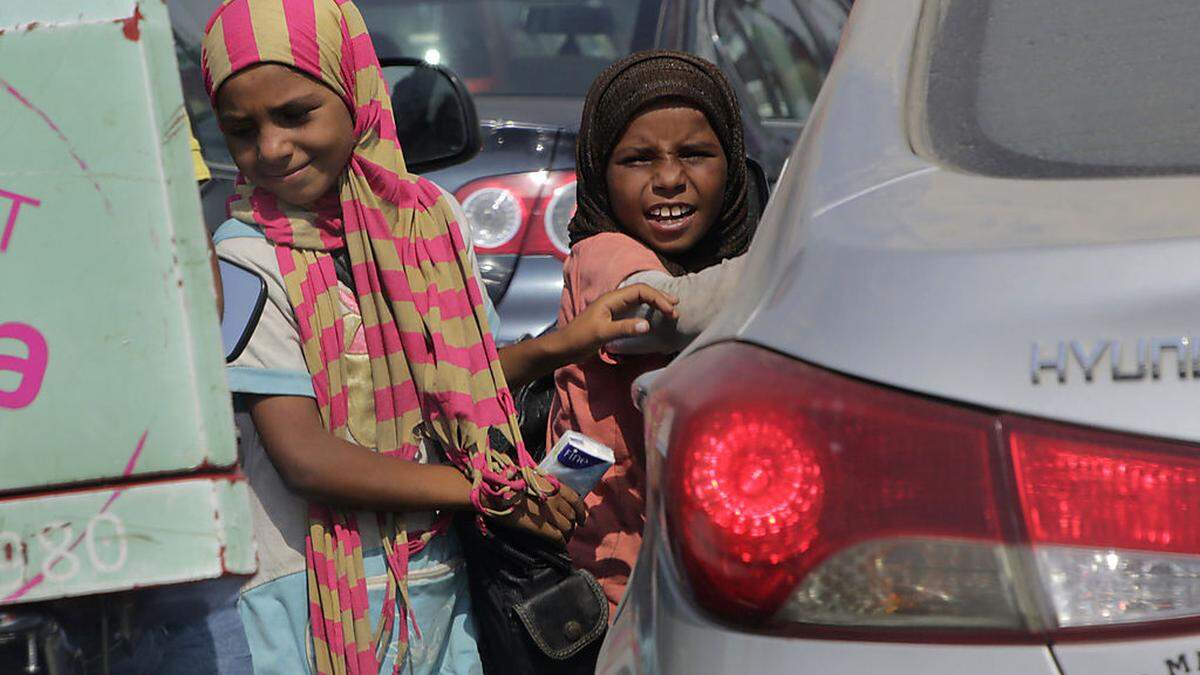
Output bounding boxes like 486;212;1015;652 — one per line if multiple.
538;430;615;495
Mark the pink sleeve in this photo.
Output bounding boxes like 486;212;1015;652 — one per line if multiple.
571;232;668;307
565;233;668;365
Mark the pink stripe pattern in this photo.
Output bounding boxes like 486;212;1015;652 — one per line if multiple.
201;1;553;671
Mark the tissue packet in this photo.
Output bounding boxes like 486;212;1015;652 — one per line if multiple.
538;430;615;495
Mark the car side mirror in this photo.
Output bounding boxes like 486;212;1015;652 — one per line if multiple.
380;58;483;174
218;258;267;363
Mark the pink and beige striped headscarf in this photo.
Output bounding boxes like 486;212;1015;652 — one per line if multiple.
202;1;550;671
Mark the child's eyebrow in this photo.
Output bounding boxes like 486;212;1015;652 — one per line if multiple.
270;94;324;112
218;94;324;124
615;144;658;155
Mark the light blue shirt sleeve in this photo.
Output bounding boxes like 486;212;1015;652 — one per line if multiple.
226;367;316;397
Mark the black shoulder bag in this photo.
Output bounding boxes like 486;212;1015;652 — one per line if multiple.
455;427;608;675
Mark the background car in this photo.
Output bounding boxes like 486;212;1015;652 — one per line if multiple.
600;0;1200;673
169;0;849;342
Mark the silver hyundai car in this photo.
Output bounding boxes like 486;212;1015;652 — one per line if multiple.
600;0;1200;672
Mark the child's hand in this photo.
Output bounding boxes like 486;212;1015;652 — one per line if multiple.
492;483;588;546
495;284;677;388
558;284;678;364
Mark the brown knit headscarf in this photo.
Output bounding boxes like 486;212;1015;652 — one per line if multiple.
568;50;754;275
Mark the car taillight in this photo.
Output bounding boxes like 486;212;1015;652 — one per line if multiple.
652;341;1200;641
543;179;575;256
1010;419;1200;629
460;185;524;249
454;170;575;259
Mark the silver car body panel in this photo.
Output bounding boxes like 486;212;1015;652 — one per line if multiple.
692;0;1200;443
608;0;1200;671
1053;634;1200;675
492;255;564;343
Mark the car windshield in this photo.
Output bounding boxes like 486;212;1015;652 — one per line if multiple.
357;0;660;97
918;0;1200;178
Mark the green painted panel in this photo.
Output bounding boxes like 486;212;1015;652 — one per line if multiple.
0;2;236;489
214;478;257;576
0;476;256;604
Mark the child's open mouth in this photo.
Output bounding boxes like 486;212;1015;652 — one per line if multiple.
645;203;696;232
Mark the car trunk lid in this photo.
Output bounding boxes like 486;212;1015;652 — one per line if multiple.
726;166;1200;444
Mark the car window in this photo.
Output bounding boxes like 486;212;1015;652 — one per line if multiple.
919;0;1200;178
712;0;823;121
357;0;661;97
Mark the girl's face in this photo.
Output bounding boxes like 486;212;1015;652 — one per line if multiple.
605;105;727;256
217;64;355;208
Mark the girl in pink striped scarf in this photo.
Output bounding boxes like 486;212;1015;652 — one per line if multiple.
204;0;676;672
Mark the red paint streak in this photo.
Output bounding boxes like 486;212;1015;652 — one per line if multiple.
0;82;82;168
0;188;40;253
4;571;46;604
0;79;112;214
121;429;150;478
118;6;144;42
1;430;147;603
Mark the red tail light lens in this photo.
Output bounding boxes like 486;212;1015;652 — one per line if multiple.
674;408;825;611
1010;418;1200;554
454;170;575;259
660;343;1009;625
652;341;1200;639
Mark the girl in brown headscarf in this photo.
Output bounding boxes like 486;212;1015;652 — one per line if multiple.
547;50;756;614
